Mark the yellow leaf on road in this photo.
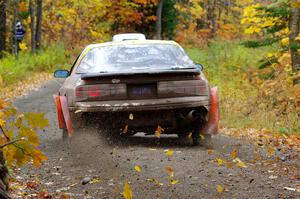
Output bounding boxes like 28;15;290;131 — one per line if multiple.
134;165;142;172
165;166;174;177
216;158;223;166
230;149;238;159
170;179;179;185
224;160;233;169
147;178;163;186
90;177;100;184
217;185;224;193
165;149;174;157
233;158;247;168
123;181;132;199
207;149;214;155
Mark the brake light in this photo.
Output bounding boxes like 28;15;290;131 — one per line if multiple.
87;85;101;97
75;84;126;101
76;86;84;98
75;85;101;99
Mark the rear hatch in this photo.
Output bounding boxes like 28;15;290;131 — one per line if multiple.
75;70;209;102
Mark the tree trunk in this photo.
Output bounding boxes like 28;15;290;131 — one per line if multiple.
29;0;36;53
35;0;42;49
207;0;217;38
155;0;164;40
289;6;300;85
11;0;19;57
0;0;6;58
0;150;10;199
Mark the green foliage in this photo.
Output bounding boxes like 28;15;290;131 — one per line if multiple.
0;44;72;87
162;0;178;39
241;38;281;48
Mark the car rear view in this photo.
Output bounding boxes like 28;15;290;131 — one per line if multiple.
54;36;219;147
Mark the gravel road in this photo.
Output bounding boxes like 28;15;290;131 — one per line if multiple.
13;80;300;199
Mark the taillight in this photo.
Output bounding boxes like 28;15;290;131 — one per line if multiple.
76;85;101;98
87;85;101;98
75;84;126;101
76;86;84;98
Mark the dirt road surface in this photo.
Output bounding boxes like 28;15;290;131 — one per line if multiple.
12;80;300;199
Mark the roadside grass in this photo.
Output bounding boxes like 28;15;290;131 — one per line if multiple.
0;44;73;87
187;42;300;134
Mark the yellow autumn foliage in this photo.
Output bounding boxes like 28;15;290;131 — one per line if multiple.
241;3;282;35
0;99;48;167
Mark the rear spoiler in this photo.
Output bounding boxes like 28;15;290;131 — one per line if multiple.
80;69;200;80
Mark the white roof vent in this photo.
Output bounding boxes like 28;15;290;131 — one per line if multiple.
112;33;146;42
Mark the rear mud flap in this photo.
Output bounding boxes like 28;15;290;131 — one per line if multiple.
53;95;74;137
203;87;220;135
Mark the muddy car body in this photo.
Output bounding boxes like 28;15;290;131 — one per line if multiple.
54;35;219;146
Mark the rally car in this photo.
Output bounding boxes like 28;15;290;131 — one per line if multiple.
53;33;219;146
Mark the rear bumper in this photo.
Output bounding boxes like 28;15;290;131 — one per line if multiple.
69;96;210;112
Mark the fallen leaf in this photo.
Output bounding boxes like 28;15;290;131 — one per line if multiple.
233;158;247;168
165;166;174;177
134;165;142;172
224;160;233;169
217;184;224;193
60;193;71;199
165;149;174;157
129;113;134;120
155;125;164;138
122;124;128;134
267;146;275;157
207;149;214;155
170;179;179;185
123;181;132;199
200;134;204;140
187;132;192;140
26;181;39;189
147;178;163;186
216;158;223;166
230;149;238;159
90;177;100;184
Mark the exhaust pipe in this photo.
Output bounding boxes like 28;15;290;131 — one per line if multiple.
184;110;199;123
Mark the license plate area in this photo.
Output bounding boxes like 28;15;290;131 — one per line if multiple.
127;84;157;99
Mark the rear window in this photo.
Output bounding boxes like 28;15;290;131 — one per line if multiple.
76;44;195;73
